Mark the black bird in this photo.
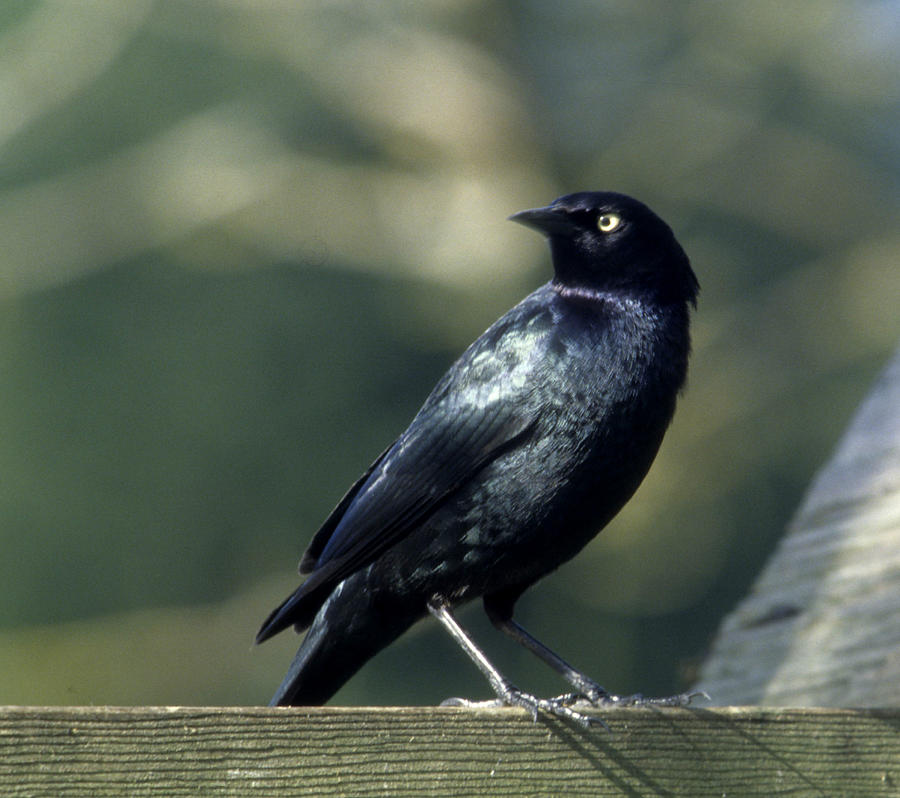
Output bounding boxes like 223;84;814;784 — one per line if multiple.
257;191;700;725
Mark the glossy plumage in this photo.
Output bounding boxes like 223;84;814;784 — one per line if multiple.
257;191;699;719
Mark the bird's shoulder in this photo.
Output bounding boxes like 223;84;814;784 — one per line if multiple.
423;283;614;405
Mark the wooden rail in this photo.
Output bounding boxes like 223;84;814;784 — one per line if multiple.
2;706;897;796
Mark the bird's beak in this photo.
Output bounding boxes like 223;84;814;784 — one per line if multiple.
508;205;576;236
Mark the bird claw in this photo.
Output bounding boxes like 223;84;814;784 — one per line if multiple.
577;687;708;708
443;687;607;729
504;687;608;729
442;687;706;728
439;696;504;709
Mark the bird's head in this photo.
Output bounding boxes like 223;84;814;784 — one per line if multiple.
510;191;698;306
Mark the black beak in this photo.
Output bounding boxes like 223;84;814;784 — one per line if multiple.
508;205;577;236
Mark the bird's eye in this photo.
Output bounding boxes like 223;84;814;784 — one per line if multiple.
597;213;622;233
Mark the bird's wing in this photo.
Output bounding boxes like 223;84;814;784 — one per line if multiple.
305;391;536;584
256;293;552;642
256;390;536;642
302;296;553;587
298;441;393;574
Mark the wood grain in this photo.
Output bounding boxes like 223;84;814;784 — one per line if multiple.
2;706;898;797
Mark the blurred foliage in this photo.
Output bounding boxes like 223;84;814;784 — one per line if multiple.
0;0;897;707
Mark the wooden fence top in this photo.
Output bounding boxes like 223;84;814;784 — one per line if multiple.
1;705;897;796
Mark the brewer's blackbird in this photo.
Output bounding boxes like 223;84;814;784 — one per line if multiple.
257;191;700;726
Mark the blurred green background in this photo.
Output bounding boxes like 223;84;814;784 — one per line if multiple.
1;1;898;708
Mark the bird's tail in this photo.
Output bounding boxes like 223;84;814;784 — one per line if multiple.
265;576;423;706
268;612;351;706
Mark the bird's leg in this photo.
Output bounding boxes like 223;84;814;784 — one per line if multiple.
426;599;603;728
484;597;704;708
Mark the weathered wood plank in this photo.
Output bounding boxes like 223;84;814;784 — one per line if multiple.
1;706;897;797
696;343;900;706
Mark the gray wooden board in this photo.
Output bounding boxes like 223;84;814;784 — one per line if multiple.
1;706;898;796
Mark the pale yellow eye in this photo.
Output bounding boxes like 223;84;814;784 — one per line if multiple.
597;213;622;233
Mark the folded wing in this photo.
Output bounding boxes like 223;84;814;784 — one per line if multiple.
255;383;537;642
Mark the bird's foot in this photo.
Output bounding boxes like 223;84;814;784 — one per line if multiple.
571;685;709;708
440;696;505;709
442;687;606;729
